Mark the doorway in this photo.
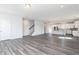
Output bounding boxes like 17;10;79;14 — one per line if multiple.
22;18;34;37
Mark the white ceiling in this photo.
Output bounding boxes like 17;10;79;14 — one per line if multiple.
0;4;79;22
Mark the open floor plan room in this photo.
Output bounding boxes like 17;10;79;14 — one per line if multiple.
0;4;79;55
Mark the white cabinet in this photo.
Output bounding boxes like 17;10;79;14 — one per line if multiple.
73;20;79;37
73;31;79;37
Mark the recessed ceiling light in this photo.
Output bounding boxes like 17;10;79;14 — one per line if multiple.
60;5;64;8
25;4;31;8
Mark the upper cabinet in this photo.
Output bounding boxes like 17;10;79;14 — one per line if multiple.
75;20;79;28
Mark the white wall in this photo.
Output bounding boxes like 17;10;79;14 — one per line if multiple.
32;20;44;36
0;13;45;40
0;14;23;40
45;25;52;34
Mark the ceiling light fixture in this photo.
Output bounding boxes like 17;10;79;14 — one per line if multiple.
25;4;31;8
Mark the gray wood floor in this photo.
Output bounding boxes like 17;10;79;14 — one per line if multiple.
0;34;79;55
